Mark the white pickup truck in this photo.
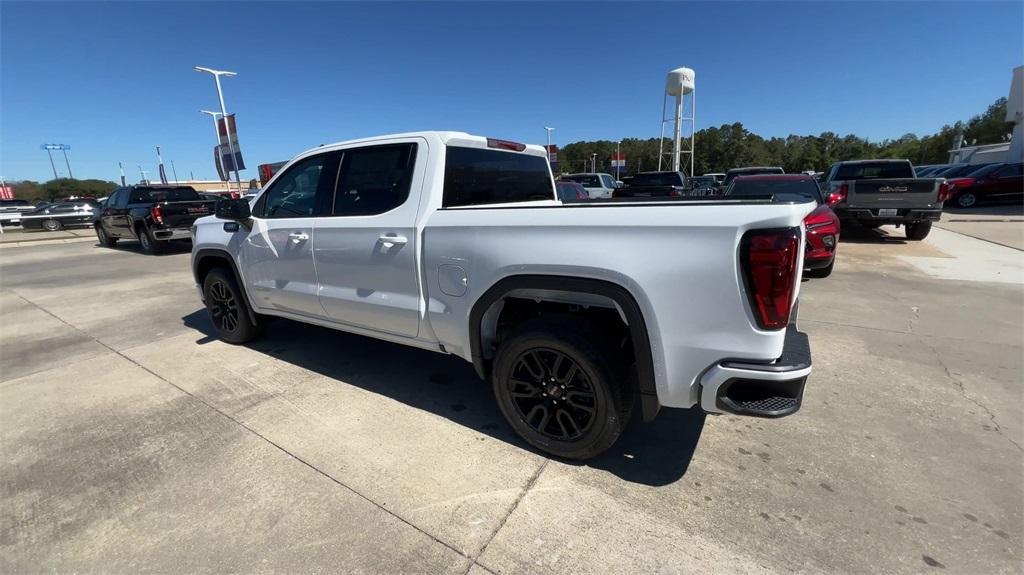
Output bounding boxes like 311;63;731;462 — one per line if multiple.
191;131;815;459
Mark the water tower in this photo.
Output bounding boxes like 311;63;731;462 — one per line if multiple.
658;67;696;175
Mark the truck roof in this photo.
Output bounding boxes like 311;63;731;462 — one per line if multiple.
300;131;548;159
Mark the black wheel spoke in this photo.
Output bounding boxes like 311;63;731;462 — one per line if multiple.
508;347;596;442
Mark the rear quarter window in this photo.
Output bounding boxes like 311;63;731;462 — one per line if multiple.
443;147;553;207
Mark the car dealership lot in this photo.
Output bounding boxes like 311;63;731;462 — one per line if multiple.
1;229;1021;574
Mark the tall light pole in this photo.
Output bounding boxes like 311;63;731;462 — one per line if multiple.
544;126;555;173
45;149;59;179
590;153;597;173
171;160;179;183
118;161;126;186
615;140;621;181
61;148;73;179
138;166;148;185
194;66;242;193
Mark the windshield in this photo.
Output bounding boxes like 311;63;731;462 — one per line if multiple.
132;187;201;203
688;177;716;188
833;162;913;180
630;173;682;187
561;175;602;188
727;179;822;203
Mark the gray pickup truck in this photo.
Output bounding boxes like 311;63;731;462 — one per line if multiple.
822;159;949;240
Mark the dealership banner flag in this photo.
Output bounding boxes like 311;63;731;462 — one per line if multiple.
0;186;12;200
546;144;559;173
214;145;227;181
610;152;626;169
217;114;246;172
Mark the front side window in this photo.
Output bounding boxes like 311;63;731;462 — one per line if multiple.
258;154;329;218
443;147;554;207
601;175;616;188
332;144;417;216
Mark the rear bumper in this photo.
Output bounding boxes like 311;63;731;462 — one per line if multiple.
699;325;811;418
834;207;942;223
153;227;193;240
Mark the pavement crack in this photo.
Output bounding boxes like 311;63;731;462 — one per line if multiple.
465;458;549;575
7;290;473;565
923;337;1023;453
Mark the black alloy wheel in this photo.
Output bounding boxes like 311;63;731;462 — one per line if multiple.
207;279;240;334
507;348;597;441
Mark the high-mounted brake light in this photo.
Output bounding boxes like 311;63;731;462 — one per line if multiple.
486;138;527;152
740;228;801;330
151;204;164;225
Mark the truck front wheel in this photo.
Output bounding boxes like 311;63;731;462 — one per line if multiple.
202;267;262;344
137;225;164;255
492;317;631;460
905;221;932;241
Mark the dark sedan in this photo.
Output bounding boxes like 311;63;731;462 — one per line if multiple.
20;201;101;231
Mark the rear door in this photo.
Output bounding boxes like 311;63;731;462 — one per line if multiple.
107;189;133;237
241;151;339;317
313;139;424;337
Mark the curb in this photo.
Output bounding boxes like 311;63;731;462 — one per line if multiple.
0;236;97;249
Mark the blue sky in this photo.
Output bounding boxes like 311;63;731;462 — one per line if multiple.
2;1;1021;183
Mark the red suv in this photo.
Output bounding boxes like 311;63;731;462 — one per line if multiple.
728;174;841;278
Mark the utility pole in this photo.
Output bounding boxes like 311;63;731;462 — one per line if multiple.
45;149;59;179
194;66;242;194
62;148;73;179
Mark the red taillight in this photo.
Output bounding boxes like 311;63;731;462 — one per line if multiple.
486;138;527;152
741;228;800;330
826;184;847;208
937;181;951;203
151;204;163;225
230;192;240;200
947;177;974;189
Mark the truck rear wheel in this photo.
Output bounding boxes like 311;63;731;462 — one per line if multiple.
202;267;261;344
905;221;932;241
492;316;631;460
137;225;164;255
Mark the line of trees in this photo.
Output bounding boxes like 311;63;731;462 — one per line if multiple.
7;178;118;203
559;98;1013;176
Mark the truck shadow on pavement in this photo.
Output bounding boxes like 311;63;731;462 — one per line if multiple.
182;309;704;486
838;224;908;245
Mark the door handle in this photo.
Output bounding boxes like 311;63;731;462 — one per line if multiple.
378;234;407;248
288;231;309;243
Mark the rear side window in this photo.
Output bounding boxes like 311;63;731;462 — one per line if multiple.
130;187;200;203
443;147;553;207
995;163;1023;177
833;162;913;180
332;144;417;216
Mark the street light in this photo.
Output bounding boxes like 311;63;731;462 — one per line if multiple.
591;153;597;173
544;126;555;172
194;66;242;193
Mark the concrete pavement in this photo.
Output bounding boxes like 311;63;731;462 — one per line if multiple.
1;229;1021;573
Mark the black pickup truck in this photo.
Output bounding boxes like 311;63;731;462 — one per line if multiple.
94;185;218;254
612;171;688;197
822;160;949;240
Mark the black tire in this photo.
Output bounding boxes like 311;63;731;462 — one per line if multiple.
905;221;932;241
42;218;62;231
492;316;631;460
202;267;262;344
955;192;977;208
805;259;835;279
137;225;164;255
95;225;117;247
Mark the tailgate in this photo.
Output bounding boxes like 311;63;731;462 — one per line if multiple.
158;200;218;228
848;179;940;209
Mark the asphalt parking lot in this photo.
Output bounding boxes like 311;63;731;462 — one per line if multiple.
1;223;1021;574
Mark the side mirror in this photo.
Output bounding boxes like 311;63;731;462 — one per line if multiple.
216;197;251;221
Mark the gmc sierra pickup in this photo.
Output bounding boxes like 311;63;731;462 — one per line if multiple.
822;159;949;240
191;132;815;459
96;185;218;254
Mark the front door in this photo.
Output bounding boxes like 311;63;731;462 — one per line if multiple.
313;140;424;338
240;151;337;317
